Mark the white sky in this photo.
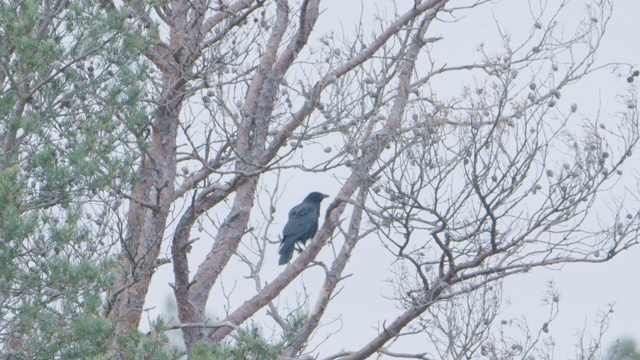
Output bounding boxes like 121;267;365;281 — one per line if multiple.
146;0;640;357
311;0;640;357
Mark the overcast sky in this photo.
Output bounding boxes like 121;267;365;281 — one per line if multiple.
146;1;640;357
311;0;640;356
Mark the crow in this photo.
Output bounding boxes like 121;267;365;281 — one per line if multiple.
278;192;329;265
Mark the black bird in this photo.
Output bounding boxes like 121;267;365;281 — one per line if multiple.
278;192;329;265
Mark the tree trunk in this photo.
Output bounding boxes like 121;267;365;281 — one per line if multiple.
107;102;180;356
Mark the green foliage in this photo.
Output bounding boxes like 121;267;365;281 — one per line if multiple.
279;310;309;345
190;324;285;360
606;338;640;360
118;318;182;360
0;0;152;357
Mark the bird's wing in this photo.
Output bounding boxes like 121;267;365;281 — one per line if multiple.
278;201;322;265
282;203;318;240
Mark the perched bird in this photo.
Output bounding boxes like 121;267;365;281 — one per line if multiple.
278;192;329;265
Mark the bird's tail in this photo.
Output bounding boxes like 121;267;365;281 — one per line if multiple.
278;237;295;265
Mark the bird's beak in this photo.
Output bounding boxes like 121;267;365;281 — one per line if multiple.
322;194;329;198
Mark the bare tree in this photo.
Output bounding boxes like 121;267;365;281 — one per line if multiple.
89;0;640;358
